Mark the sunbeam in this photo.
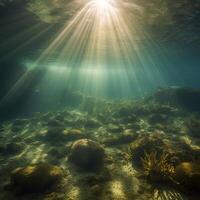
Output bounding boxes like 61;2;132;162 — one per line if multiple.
1;0;169;102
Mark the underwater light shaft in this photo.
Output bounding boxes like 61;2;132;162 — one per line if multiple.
25;0;168;99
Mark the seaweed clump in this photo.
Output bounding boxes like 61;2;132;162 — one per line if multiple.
141;151;175;184
130;133;174;168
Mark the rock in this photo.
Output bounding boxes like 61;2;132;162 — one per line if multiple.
47;119;63;127
148;114;169;125
125;123;140;130
54;114;65;121
175;162;200;192
63;129;85;141
104;130;137;146
153;87;200;112
5;143;23;155
48;147;69;159
116;106;133;117
185;117;200;138
0;142;23;155
90;184;102;195
107;124;123;133
43;126;85;144
45;127;65;140
85;118;101;129
120;114;138;124
10;163;63;193
132;104;150;116
69;139;105;171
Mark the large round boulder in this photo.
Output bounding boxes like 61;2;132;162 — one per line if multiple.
10;163;63;193
175;162;200;192
69;139;105;171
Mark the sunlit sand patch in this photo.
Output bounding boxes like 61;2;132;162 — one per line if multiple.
14;143;47;164
30;144;48;164
65;186;80;200
102;160;141;200
121;163;137;175
14;145;33;159
109;179;126;200
152;188;185;200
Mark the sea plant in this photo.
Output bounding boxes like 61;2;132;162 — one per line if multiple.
141;151;176;183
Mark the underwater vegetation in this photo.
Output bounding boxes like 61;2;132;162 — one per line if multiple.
0;87;200;200
141;152;175;184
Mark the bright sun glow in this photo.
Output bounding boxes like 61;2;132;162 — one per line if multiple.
96;0;110;10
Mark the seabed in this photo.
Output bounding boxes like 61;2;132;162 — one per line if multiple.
0;87;200;200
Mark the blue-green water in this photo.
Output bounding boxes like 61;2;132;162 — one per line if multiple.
0;1;200;200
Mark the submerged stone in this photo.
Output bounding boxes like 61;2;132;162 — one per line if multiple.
185;117;200;138
104;130;137;146
84;118;101;129
10;163;63;193
48;147;69;159
107;124;123;133
175;162;200;192
45;127;65;140
153;87;200;112
63;129;85;141
5;142;23;155
116;106;133;117
47;119;64;127
0;142;23;155
148;114;169;125
69;139;105;171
